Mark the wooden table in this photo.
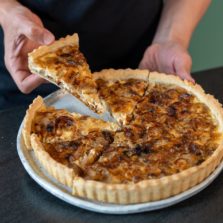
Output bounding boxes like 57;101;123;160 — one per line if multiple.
1;67;223;223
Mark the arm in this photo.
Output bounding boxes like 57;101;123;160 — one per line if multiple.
0;0;55;93
139;0;211;82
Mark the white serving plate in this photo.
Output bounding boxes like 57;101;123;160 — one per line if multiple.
17;89;223;214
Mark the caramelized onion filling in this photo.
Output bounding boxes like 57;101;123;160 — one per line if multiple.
32;83;221;184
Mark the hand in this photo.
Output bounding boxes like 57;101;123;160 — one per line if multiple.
139;41;194;83
0;1;55;93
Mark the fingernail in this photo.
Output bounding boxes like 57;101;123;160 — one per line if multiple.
189;77;195;84
43;32;55;45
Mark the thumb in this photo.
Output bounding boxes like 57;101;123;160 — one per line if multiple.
20;22;55;45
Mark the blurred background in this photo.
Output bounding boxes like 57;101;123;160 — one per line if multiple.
189;0;223;72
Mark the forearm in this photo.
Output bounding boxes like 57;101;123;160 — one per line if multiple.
153;0;211;48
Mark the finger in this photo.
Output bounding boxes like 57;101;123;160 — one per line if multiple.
21;73;46;94
138;60;147;69
20;22;55;45
5;51;48;93
138;59;156;71
174;61;195;83
138;60;143;69
12;70;46;94
176;69;195;84
138;51;157;71
174;55;195;83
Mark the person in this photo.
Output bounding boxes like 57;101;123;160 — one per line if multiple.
0;0;211;109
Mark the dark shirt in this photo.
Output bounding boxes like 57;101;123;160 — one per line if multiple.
0;0;162;109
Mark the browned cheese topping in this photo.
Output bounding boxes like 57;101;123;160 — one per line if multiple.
43;130;114;173
96;78;148;114
34;45;96;90
31;108;79;143
32;83;221;184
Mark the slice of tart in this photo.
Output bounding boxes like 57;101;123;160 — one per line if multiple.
28;34;105;113
94;69;150;125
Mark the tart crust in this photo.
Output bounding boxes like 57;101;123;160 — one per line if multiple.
31;134;75;187
93;68;149;81
22;96;45;150
29;34;79;58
